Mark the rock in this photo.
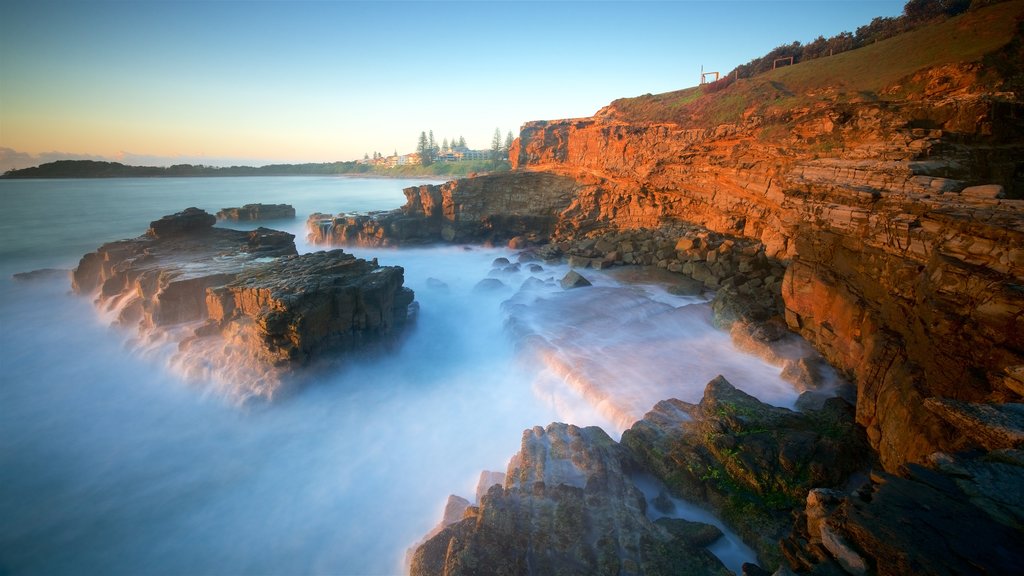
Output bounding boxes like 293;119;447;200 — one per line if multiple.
409;423;732;576
491;257;511;267
11;268;70;282
424;277;449;292
621;376;869;567
667;276;705;296
475;470;505;502
559;270;592;290
72;210;414;400
960;184;1006;198
146;207;216;238
922;398;1024;450
307;172;577;247
472;278;506;292
783;453;1024;575
216;203;295;221
528;263;544;273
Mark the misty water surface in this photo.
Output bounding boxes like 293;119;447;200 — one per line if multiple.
0;177;793;574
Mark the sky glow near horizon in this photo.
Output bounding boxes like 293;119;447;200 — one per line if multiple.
1;0;905;169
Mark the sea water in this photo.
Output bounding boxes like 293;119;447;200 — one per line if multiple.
0;177;796;575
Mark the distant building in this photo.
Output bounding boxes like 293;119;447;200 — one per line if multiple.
460;149;490;161
398;153;421;166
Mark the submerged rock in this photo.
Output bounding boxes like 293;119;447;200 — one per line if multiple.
12;268;70;282
559;270;592;289
409;422;732;576
216;203;296;221
72;208;414;400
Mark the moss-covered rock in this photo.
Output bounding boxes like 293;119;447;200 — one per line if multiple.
621;376;869;569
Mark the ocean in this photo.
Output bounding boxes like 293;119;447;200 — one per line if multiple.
0;177;797;575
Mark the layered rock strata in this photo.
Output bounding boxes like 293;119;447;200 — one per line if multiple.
505;100;1024;470
216;203;296;221
306;66;1024;472
72;208;414;399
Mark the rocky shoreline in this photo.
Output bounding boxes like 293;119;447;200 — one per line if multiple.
301;62;1024;572
72;207;415;401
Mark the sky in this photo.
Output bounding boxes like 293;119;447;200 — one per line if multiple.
0;0;906;169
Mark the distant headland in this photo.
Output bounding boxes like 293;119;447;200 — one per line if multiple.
0;158;510;179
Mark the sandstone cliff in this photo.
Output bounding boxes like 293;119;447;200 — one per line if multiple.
396;4;1024;573
311;3;1024;472
73;208;414;400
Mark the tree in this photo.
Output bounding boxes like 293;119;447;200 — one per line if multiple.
417;131;432;166
504;131;514;153
491;127;503;162
457;135;467;149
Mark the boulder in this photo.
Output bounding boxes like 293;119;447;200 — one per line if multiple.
559;270;592;290
146;207;216;238
473;278;506;292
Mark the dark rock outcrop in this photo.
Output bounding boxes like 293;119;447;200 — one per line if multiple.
409;422;732;576
72;208;414;400
782;450;1024;575
216;203;296;221
147;206;217;238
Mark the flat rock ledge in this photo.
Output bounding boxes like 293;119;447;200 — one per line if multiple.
72;207;414;400
216;203;296;221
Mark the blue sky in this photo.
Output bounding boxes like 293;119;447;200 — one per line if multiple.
0;0;905;168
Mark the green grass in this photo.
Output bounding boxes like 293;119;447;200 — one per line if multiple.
610;0;1024;127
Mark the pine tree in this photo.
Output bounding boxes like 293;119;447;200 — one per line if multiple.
442;137;449;152
504;131;514;152
417;131;431;165
457;136;467;149
490;127;502;162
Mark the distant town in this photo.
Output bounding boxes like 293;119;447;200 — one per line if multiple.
358;129;515;168
2;129;518;179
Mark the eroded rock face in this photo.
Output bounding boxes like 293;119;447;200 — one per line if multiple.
216;203;296;221
409;423;732;576
72;208;414;400
307;171;579;247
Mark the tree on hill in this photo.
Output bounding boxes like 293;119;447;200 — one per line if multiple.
726;0;982;82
